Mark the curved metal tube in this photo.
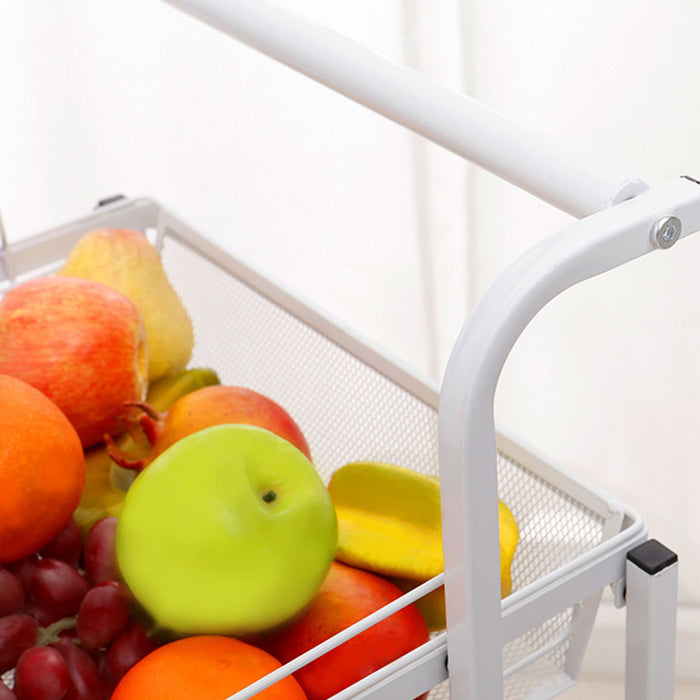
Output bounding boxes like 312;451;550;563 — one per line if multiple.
438;176;700;697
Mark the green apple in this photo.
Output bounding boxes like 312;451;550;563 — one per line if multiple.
115;424;337;636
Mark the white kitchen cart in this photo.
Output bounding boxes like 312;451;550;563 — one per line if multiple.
1;1;695;698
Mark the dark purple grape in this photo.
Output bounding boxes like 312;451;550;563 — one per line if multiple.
83;519;119;585
0;614;39;673
76;581;132;652
13;645;70;700
54;638;102;700
39;519;82;570
93;650;116;700
0;682;17;699
107;620;158;681
26;559;89;625
4;557;39;598
0;569;24;616
22;603;54;628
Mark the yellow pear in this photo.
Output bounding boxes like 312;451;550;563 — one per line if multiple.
59;228;194;381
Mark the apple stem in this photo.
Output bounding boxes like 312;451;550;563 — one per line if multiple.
106;401;166;471
120;401;164;446
105;433;146;472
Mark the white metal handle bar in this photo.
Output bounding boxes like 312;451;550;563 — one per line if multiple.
160;0;647;218
438;176;700;698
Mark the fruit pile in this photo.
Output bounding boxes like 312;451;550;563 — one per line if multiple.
0;227;519;699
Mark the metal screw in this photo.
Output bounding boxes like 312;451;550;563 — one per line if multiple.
651;215;681;249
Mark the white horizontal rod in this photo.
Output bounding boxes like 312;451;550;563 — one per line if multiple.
225;574;445;699
162;0;647;217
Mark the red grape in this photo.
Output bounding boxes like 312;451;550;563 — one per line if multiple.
3;557;39;598
26;559;89;625
93;649;117;700
83;519;119;585
0;682;17;699
107;620;158;681
0;569;24;616
54;638;101;700
13;646;70;700
76;581;132;652
39;519;82;570
0;614;38;673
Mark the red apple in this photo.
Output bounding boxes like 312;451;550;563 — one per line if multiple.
108;384;311;470
0;276;148;448
253;561;430;700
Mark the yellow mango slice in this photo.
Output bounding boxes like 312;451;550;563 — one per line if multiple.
499;499;519;598
328;461;442;580
333;504;443;580
328;460;519;623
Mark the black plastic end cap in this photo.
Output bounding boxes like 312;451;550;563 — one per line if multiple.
627;539;678;575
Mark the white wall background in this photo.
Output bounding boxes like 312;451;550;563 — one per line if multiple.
2;0;700;673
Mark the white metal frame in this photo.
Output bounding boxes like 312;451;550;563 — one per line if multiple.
439;178;696;698
2;1;693;697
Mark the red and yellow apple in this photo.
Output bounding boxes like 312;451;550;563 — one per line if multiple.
0;276;148;448
109;384;312;471
254;561;430;700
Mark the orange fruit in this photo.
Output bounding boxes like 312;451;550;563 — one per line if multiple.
112;636;307;700
0;374;85;564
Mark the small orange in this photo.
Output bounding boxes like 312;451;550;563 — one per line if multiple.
112;636;307;700
0;374;85;563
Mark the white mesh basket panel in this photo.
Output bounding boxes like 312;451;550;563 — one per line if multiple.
497;452;605;591
160;235;440;484
502;607;576;699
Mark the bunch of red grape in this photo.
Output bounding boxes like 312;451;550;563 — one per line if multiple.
0;517;158;699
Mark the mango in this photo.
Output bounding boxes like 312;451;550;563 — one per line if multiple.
327;460;519;630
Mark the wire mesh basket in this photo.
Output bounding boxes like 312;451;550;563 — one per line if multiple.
0;195;652;698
